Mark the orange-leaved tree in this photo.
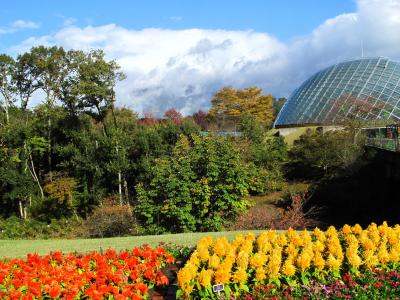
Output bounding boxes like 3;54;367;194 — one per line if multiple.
208;86;274;130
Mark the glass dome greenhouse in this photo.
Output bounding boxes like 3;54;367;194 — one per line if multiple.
274;57;400;127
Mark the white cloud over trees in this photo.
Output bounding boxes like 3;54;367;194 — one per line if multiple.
7;0;400;115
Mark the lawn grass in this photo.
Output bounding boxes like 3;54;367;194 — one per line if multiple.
0;230;265;259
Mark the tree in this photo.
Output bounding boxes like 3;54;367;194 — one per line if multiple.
287;129;363;179
208;86;274;129
164;108;183;125
192;110;209;130
135;134;254;233
0;55;17;125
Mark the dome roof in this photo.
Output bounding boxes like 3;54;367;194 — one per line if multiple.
274;57;400;127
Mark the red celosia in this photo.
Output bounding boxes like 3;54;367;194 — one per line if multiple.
0;245;171;299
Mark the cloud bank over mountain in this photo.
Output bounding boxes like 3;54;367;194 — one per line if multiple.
8;0;400;115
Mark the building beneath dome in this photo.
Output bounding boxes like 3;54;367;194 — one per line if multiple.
274;57;400;128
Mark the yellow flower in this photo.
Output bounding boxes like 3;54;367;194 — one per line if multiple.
232;234;245;248
313;251;325;272
208;254;220;270
236;250;249;269
352;224;363;234
389;245;400;262
286;243;298;257
255;267;266;281
313;240;325;252
342;224;352;235
313;227;326;242
213;237;229;257
296;249;312;272
326;254;341;271
277;234;288;247
282;256;296;277
379;222;389;233
266;247;281;279
363;249;378;268
188;251;200;266
377;240;390;264
214;266;231;284
197;236;213;249
198;268;212;288
346;245;362;269
232;267;248;284
197;246;210;262
249;252;267;269
177;267;195;295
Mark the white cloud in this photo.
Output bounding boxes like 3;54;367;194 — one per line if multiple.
6;0;400;115
0;20;39;34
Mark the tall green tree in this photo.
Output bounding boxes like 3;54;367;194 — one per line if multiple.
135;134;253;233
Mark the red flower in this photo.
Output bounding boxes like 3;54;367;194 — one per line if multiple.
49;283;61;298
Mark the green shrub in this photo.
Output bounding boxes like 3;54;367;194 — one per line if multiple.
81;204;138;238
0;216;81;239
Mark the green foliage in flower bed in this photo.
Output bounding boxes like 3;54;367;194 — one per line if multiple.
238;268;400;299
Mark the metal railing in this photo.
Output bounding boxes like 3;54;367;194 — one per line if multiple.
363;125;400;152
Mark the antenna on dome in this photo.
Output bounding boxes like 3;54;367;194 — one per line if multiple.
361;40;364;58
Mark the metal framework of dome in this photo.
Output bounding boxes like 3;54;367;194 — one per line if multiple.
274;57;400;127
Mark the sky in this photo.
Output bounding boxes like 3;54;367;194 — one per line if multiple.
1;0;400;115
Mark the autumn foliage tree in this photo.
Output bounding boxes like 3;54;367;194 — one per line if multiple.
164;108;183;125
208;86;274;130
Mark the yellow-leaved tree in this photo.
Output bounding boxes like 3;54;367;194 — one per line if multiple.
208;86;274;129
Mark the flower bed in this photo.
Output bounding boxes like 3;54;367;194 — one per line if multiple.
177;223;400;299
0;246;174;299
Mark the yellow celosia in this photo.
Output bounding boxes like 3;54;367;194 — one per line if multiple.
277;234;288;247
197;236;213;249
281;256;296;277
266;247;281;279
177;266;195;294
326;254;341;271
232;267;248;284
256;232;271;253
208;254;220;270
313;240;325;252
379;221;389;236
197;247;210;262
198;268;212;288
214;266;231;284
342;224;352;235
313;251;325;272
213;237;230;257
352;223;363;234
188;251;200;267
314;227;326;242
363;249;379;268
249;252;267;269
346;245;362;269
296;248;312;272
255;267;267;281
178;222;400;297
236;250;249;269
377;239;390;264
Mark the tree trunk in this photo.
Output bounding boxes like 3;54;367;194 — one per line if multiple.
19;200;23;219
116;145;123;205
29;154;44;200
48;117;53;182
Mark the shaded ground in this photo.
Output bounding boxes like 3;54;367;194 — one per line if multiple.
308;150;400;228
